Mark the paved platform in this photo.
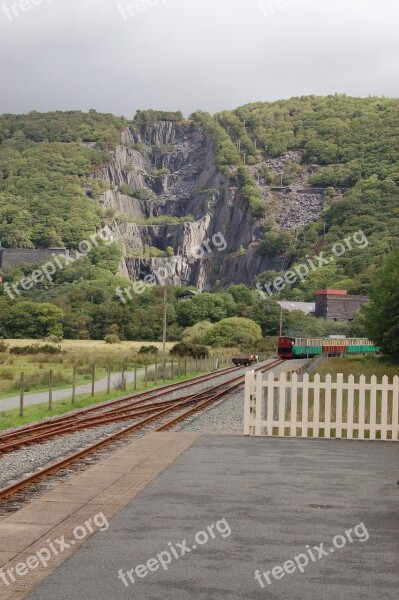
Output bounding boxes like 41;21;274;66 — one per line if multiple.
1;435;398;599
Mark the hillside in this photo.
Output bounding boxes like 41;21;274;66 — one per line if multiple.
0;97;398;340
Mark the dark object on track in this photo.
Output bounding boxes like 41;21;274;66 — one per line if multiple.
232;355;258;367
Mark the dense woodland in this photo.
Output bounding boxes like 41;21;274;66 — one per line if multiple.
0;98;398;355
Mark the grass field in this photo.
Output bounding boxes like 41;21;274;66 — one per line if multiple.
0;340;239;399
315;355;399;380
0;340;177;399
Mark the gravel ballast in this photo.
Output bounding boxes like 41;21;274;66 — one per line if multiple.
179;359;308;434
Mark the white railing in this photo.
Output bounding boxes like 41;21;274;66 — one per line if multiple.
244;371;399;441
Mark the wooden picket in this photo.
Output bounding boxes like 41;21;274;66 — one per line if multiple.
245;370;399;441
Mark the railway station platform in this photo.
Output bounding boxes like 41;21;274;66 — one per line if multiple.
0;433;398;600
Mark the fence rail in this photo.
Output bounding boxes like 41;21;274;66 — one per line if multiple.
244;371;399;441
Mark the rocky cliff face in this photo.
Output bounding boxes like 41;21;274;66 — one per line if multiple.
92;122;326;289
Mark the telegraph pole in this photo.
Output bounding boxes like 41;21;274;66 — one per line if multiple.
162;286;167;373
279;307;283;336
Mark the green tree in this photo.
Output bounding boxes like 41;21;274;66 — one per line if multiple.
364;249;399;358
176;293;236;327
0;301;64;338
204;317;262;347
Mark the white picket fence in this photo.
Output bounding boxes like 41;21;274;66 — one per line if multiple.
244;371;399;441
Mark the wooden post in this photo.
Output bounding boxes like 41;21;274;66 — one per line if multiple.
19;372;24;417
91;365;95;397
121;365;125;391
154;361;158;385
49;369;53;411
195;358;198;373
171;358;174;380
107;365;111;395
145;364;148;387
72;365;77;404
178;358;181;378
184;356;187;376
134;363;137;390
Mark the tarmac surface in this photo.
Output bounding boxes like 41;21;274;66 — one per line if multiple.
23;435;398;600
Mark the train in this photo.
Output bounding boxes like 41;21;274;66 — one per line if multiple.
278;337;380;359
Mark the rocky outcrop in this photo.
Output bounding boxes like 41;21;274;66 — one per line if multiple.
93;122;327;289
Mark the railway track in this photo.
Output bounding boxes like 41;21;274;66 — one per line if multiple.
0;364;240;453
0;359;283;501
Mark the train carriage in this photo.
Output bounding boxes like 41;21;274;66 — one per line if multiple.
278;337;380;359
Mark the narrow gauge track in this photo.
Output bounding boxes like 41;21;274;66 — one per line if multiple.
0;360;283;500
0;364;241;453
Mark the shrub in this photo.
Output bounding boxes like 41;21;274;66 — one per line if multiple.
182;321;213;344
230;332;257;348
0;368;14;380
9;344;61;355
105;334;121;344
204;317;262;347
130;142;146;154
138;345;159;354
119;184;153;200
0;338;9;353
253;338;278;353
170;342;209;358
150;168;170;177
44;335;64;344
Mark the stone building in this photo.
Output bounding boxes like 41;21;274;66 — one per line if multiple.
315;289;369;322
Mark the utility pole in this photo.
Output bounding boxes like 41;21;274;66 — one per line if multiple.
279;307;283;337
241;152;247;165
162;286;167;374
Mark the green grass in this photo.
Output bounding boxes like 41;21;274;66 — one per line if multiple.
0;360;107;398
0;369;214;431
314;355;399;381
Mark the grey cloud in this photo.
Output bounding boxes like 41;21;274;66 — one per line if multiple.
0;0;398;116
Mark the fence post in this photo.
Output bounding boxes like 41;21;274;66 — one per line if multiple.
49;369;53;411
184;357;187;376
121;365;126;391
107;365;111;395
244;371;253;435
171;358;174;380
19;372;24;417
72;365;77;404
369;375;377;440
301;374;310;437
154;361;158;385
290;373;298;437
145;364;148;387
336;373;344;439
392;375;399;441
91;365;95;397
134;363;137;390
266;371;275;437
255;371;263;436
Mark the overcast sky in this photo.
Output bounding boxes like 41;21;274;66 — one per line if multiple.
0;0;398;117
